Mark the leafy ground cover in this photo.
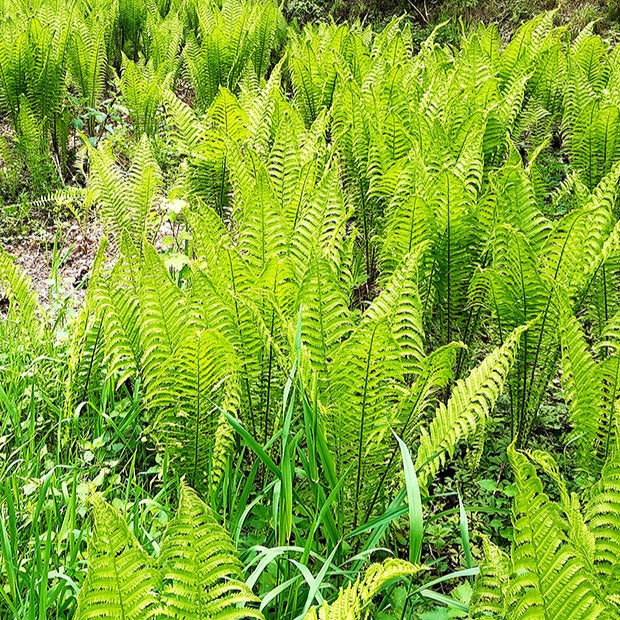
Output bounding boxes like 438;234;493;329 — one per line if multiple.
1;1;619;618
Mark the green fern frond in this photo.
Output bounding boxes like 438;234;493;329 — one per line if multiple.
65;238;110;411
560;310;620;473
585;453;620;589
163;89;208;151
297;255;353;379
484;225;560;445
507;446;609;619
288;166;350;278
0;247;45;342
76;485;263;619
362;250;426;376
15;94;57;192
140;244;190;395
470;535;511;618
120;59;170;136
87;135;163;246
304;559;423;620
474;446;620;619
415;325;525;491
75;496;159;620
325;319;406;528
159;483;263;618
68;18;108;121
97;269;142;389
148;329;239;491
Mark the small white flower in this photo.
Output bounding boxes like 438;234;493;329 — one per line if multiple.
167;198;188;214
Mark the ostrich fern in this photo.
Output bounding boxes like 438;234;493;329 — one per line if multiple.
304;560;423;620
8;10;620;619
76;483;263;619
0;248;45;344
471;446;620;619
560;310;620;475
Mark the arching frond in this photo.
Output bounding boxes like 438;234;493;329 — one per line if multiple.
560;311;620;474
76;485;264;619
304;560;423;620
75;496;159;619
158;484;263;618
416;325;525;490
0;247;45;343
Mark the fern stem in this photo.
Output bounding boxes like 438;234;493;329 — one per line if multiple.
353;324;378;530
364;371;432;524
263;310;276;446
517;241;529;445
191;350;202;488
519;214;581;444
446;179;452;345
227;250;257;436
81;315;104;404
603;357;620;463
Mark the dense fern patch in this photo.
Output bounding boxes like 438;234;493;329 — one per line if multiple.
1;1;619;618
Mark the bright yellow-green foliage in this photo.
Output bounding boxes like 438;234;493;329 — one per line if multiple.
304;560;423;619
471;448;620;619
0;247;44;343
76;483;263;619
560;309;620;475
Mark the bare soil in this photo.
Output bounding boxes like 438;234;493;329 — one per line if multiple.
1;217;108;307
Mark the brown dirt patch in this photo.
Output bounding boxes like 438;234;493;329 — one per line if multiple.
2;218;109;308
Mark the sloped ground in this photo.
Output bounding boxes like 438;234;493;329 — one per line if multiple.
2;218;104;306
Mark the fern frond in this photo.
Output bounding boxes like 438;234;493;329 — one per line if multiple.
507;446;608;619
415;325;525;491
76;485;264;619
297;255;353;379
362;250;426;376
0;247;45;342
560;311;620;473
585;453;620;589
65;240;109;411
75;496;159;620
148;329;239;490
120;59;170;136
288;166;350;278
325;319;406;528
87;135;162;246
140;244;190;395
97;264;142;390
304;560;423;620
158;483;263;618
470;535;511;618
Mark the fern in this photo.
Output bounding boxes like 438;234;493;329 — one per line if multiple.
86;134;163;246
0;247;45;343
120;59;170;136
563;33;620;190
415;325;525;491
323;318;406;528
184;0;284;112
76;484;263;619
75;495;160;619
472;447;620;619
65;239;110;411
147;329;239;491
585;454;620;587
469;536;510;618
560;310;620;475
304;560;422;620
68;16;108;132
158;483;262;617
15;94;58;192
